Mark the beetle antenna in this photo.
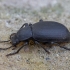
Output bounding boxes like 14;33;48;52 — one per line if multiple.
0;40;10;43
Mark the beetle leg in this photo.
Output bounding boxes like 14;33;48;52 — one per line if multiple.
59;46;70;50
0;45;13;50
52;42;70;51
0;40;10;43
12;46;18;50
56;43;70;50
12;47;17;50
41;46;50;54
6;42;28;56
35;41;50;54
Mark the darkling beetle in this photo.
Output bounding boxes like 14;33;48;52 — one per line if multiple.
0;19;70;56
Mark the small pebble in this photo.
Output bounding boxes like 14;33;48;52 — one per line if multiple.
46;57;50;60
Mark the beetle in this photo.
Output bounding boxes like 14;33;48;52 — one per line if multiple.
0;19;70;56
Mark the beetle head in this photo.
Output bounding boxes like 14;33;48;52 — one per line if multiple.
10;33;19;46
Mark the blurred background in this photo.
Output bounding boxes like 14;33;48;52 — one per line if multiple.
0;0;70;70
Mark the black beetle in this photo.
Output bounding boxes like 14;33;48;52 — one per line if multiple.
0;19;70;56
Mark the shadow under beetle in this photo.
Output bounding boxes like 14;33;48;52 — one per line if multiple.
0;19;70;56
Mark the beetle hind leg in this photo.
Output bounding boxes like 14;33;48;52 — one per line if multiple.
53;43;70;51
59;46;70;50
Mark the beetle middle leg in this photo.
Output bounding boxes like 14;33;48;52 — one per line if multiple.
35;41;50;54
6;42;28;56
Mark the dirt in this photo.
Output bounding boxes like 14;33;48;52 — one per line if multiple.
0;0;70;70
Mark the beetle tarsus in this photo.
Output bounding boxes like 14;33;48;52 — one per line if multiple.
52;43;70;51
60;46;70;50
0;40;10;43
6;51;18;56
0;46;13;50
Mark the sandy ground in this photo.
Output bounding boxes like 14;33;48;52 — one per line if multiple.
0;0;70;70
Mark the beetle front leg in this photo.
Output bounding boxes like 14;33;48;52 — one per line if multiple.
35;41;50;54
6;42;28;56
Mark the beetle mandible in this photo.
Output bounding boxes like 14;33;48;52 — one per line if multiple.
0;19;70;56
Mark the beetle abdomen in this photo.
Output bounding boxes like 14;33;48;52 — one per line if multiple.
32;21;70;42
